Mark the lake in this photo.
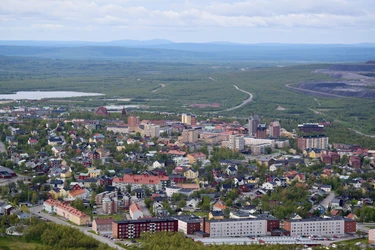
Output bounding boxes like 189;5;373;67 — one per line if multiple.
0;91;104;100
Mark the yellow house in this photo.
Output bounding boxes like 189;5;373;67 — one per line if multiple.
208;210;225;220
60;169;72;178
184;169;199;179
87;167;102;178
303;149;322;158
49;188;69;199
247;176;260;184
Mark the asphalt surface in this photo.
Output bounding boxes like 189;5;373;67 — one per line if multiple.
29;205;125;250
320;191;335;209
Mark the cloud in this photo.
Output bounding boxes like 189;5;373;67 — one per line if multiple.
0;0;374;42
31;23;64;31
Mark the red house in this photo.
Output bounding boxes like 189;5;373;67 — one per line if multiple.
349;156;361;168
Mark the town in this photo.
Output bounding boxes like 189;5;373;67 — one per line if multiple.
0;104;374;248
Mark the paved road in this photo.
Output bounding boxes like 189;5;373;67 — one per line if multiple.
320;191;335;209
0;167;28;186
0;142;5;153
137;199;152;217
225;85;253;112
29;205;124;250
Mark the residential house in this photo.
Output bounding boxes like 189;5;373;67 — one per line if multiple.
208;210;225;220
92;218;114;234
129;202;144;220
187;152;206;165
184;169;199;180
226;165;238;176
349;156;361;168
152;160;165;169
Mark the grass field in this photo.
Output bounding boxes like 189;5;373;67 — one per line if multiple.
1;56;374;137
0;236;43;250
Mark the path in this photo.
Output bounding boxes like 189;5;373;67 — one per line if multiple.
314;98;321;106
224;85;253;112
0;142;5;153
320;191;335;209
29;205;123;250
285;84;344;98
151;84;166;93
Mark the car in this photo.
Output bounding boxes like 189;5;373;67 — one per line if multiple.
131;240;136;243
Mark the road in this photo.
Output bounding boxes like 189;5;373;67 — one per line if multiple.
137;199;152;217
0;142;5;153
0;167;28;186
225;85;253;112
29;205;123;250
320;191;335;209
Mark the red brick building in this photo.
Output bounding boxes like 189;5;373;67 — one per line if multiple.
112;218;178;239
349;156;361;168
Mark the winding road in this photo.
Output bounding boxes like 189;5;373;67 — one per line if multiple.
223;85;253;112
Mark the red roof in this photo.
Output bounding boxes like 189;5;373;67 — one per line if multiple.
129;202;142;213
113;174;169;185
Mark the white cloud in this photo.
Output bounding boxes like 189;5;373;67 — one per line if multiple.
0;0;374;42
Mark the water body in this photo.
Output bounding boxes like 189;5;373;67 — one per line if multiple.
0;91;104;100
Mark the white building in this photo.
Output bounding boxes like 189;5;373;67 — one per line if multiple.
284;217;352;237
204;218;267;237
106;126;129;134
166;186;181;197
129;202;144;220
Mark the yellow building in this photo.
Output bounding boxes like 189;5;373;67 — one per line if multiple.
87;167;102;178
184;169;199;179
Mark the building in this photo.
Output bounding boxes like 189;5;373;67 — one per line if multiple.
129;202;144;220
102;197;119;214
297;135;329;151
248;113;260;137
113;174;170;192
203;217;268;237
43;199;91;225
106;125;129;134
269;121;281;138
128;116;140;127
181;113;196;125
92;218;114;234
283;217;356;237
369;229;375;244
222;134;244;151
187;152;206;164
256;124;267;139
349;156;361;168
298;123;324;133
112;218;178;239
181;129;198;143
144;124;160;138
173;216;201;235
184;169;199;179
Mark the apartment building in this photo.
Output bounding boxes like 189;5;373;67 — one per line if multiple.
43;199;91;226
112;218;178;239
203;217;268;237
283;217;356;237
181;113;196;125
172;216;201;235
113;174;171;191
297;135;329;151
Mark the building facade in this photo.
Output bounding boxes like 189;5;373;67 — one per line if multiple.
112;218;178;239
203;217;268;237
113;174;171;191
297;135;329;151
248;114;260;137
283;217;356;237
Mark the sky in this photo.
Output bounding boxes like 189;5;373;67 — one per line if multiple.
0;0;374;44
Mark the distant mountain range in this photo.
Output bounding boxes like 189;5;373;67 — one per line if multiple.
0;39;374;62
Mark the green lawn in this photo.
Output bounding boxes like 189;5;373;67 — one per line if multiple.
95;214;126;221
0;236;43;250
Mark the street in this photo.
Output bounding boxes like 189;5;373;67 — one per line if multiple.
0;142;5;153
29;205;124;250
320;191;335;209
137;199;152;217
